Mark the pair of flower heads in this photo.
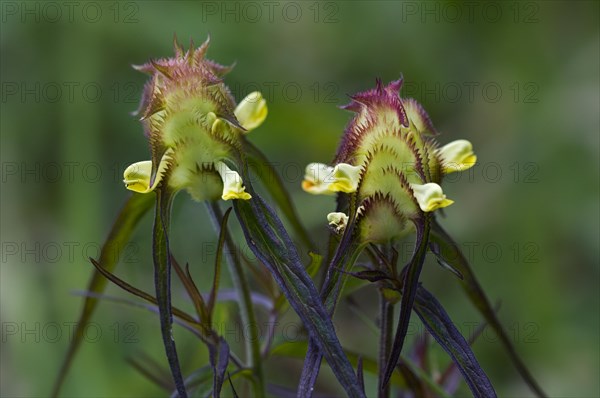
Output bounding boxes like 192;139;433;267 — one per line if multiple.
123;38;476;242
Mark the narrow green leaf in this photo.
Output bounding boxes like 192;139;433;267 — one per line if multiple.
127;353;174;392
184;366;213;398
88;258;200;328
242;253;277;298
233;196;365;398
431;219;546;397
185;368;249;398
440;318;488;394
265;384;299;398
382;217;430;388
52;193;154;397
171;256;208;326
346;296;379;335
242;140;315;250
430;241;463;279
214;289;273;311
397;362;428;398
274;251;322;313
227;372;239;398
344;269;395;283
306;252;324;278
72;291;209;345
298;227;365;396
271;341;407;388
400;356;453;398
209;338;230;398
378;297;394;398
413;286;497;398
346;296;453;398
206;202;265;396
356;357;365;396
153;188;187;397
83;261;249;375
298;345;321;396
208;207;232;321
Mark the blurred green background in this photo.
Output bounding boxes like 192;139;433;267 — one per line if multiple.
1;1;598;397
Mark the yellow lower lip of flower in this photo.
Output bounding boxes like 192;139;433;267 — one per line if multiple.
301;162;361;195
331;163;361;193
123;160;153;193
441;154;477;173
329;180;356;193
222;191;252;200
215;161;252;201
437;139;477;174
302;163;335;195
301;180;335;195
410;182;454;212
123;148;174;193
420;197;454;212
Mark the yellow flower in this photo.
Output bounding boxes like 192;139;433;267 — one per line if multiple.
436;139;477;173
123;149;173;194
235;91;268;132
302;163;362;195
410;183;454;212
215;162;252;200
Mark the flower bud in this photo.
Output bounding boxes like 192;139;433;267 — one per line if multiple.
327;212;349;234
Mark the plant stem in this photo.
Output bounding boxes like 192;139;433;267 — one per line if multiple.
298;239;365;395
378;242;395;397
378;296;394;398
154;189;188;398
205;202;265;397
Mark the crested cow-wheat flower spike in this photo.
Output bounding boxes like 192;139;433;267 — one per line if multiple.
121;37;269;398
123;37;267;201
302;77;475;243
299;77;482;394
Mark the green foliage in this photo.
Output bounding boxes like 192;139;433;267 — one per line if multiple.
6;5;595;396
55;67;545;398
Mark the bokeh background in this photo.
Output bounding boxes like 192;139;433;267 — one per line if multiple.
1;1;598;397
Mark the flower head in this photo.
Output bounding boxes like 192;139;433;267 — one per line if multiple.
302;78;476;242
123;37;267;201
302;163;362;195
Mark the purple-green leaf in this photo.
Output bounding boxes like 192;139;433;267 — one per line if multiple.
242;140;315;251
209;337;230;398
413;286;496;398
208;207;232;322
233;195;365;398
171;256;208;327
153;188;187;397
382;217;430;388
298;219;363;397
